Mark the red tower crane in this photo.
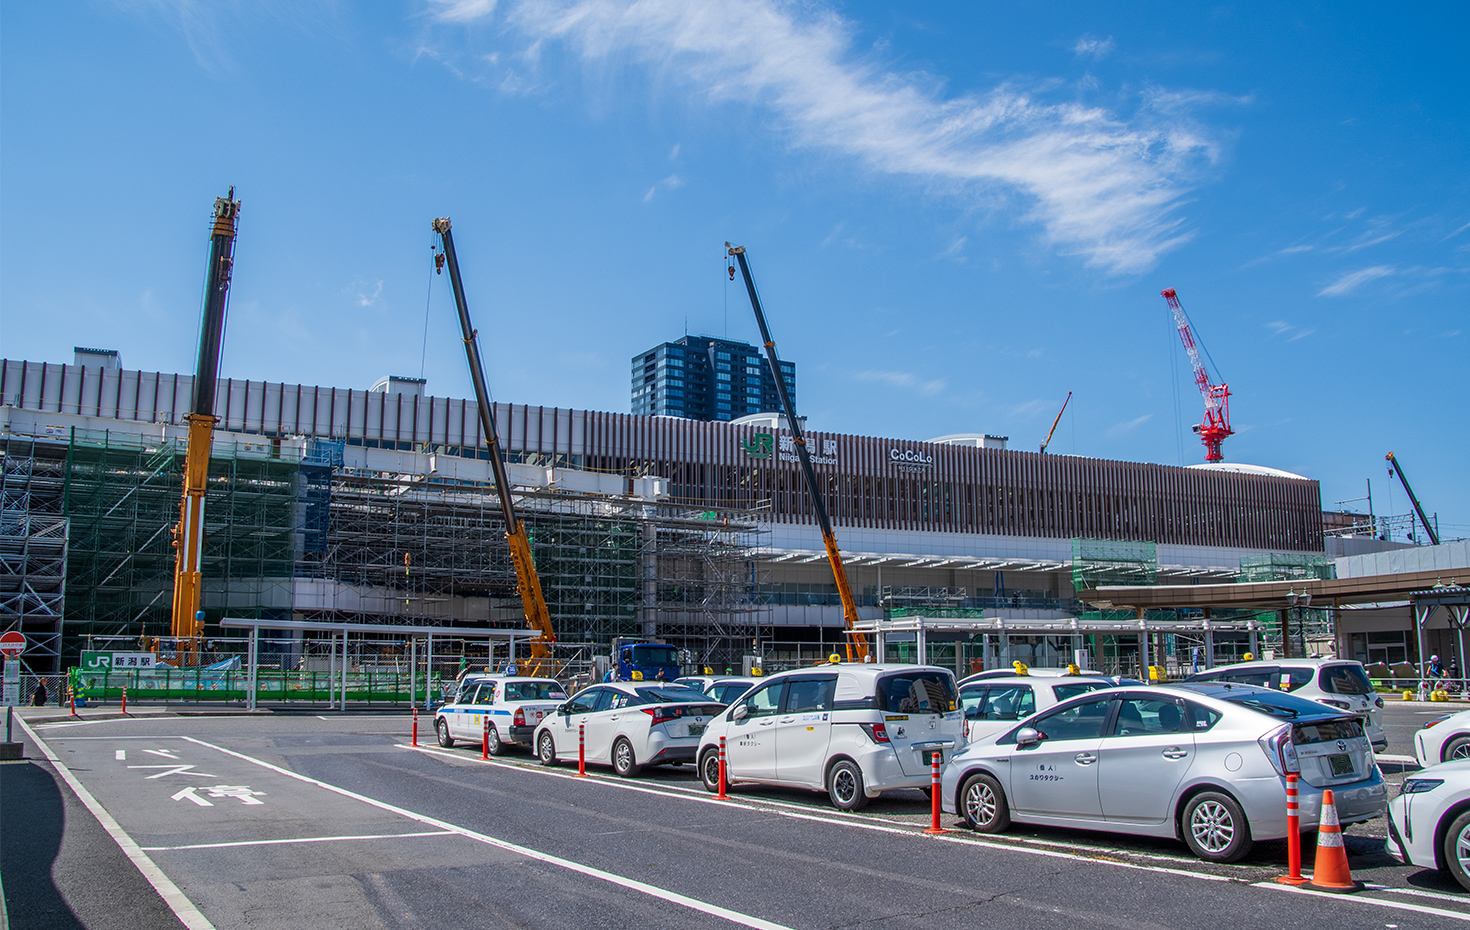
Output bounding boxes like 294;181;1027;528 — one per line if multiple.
1161;287;1233;462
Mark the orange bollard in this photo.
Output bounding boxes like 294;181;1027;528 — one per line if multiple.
576;722;588;777
925;751;947;834
482;716;489;760
412;707;419;747
1305;789;1363;893
1276;773;1308;885
715;735;729;800
70;686;76;717
121;687;128;715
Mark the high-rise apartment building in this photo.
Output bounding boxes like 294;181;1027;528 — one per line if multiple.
631;336;796;421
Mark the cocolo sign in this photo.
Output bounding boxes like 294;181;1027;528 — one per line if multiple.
890;448;934;472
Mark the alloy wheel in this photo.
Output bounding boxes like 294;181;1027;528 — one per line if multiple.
1190;799;1235;852
965;781;998;827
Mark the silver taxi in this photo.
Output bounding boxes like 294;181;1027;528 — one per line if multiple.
435;675;569;754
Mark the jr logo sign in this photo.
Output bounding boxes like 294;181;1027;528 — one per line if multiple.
741;432;773;459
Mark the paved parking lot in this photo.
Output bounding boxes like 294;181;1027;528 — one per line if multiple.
4;701;1469;929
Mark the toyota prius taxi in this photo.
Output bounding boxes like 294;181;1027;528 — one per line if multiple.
533;682;725;776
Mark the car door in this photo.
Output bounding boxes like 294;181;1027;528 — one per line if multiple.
550;688;604;753
1006;695;1114;819
726;680;786;780
775;675;837;787
1096;693;1194;824
467;681;497;740
583;689;627;761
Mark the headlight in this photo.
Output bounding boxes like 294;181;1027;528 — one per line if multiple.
1424;716;1451;729
1401;778;1445;795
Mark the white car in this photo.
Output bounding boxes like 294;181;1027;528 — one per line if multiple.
942;683;1387;863
1386;760;1470;890
1185;658;1388;751
960;667;1118;684
534;682;726;776
435;675;568;754
959;674;1118;742
1413;710;1470;766
696;663;965;811
674;676;759;705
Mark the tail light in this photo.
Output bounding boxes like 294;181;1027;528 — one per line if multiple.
643;707;677;726
1425;715;1450;729
514;708;525;727
859;723;891;744
1258;724;1300;776
1375;697;1385;709
1320;699;1351;710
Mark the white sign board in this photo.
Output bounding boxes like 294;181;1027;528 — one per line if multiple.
2;660;18;706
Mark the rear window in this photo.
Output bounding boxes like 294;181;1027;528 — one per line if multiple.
1279;667;1315;692
1185;701;1223;732
634;686;708;703
877;672;957;715
1318;664;1374;695
1054;682;1106;701
503;681;566;702
1294;718;1365;743
1217;688;1347;720
1221;668;1276;688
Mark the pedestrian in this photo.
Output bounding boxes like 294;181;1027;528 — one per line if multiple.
32;681;48;706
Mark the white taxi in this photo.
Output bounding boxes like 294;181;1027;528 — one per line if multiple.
696;663;965;811
959;674;1118;742
534;682;726;776
435;675;568;755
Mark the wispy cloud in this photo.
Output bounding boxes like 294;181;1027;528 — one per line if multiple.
429;0;498;22
1318;265;1395;297
855;369;945;396
642;173;684;202
1072;35;1114;59
1265;320;1314;341
432;0;1221;274
1105;413;1152;436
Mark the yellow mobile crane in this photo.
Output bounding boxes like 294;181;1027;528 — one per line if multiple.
170;190;241;665
727;243;869;662
432;218;557;676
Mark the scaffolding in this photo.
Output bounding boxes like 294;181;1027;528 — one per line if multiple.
2;420;768;673
0;435;68;673
1071;538;1158;590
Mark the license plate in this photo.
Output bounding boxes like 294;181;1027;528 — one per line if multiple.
1328;753;1355;777
688;724;706;736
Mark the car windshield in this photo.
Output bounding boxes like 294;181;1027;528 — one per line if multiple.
1318;664;1374;695
877;672;957;715
503;681;566;701
1210;686;1343;720
631;645;679;666
633;686;707;704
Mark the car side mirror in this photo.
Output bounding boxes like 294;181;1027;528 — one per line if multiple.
731;704;748;721
1016;727;1041;747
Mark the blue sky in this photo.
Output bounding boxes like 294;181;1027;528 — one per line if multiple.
2;1;1466;537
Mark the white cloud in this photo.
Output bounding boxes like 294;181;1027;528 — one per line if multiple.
1072;35;1115;59
1105;413;1152;436
429;0;498;21
855;369;945;396
1318;265;1395;297
434;0;1218;274
642;173;684;202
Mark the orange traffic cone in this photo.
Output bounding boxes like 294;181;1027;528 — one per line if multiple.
1305;789;1363;893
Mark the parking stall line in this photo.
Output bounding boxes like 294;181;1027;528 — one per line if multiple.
17;716;217;930
1253;881;1470;922
181;737;799;930
140;830;456;852
1366;883;1470;905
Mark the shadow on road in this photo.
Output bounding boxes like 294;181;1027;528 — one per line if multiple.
0;759;85;929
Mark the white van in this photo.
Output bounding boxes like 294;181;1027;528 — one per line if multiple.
695;663;965;810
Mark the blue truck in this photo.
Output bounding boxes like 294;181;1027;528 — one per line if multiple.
611;638;681;682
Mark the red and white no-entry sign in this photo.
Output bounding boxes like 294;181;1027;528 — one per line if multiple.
0;631;25;658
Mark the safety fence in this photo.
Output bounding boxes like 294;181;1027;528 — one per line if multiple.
50;669;440;707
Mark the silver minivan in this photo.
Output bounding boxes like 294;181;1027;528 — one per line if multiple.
940;682;1387;862
697;663;965;810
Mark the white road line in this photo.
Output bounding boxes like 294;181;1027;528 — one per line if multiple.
182;737;797;930
1366;883;1470;905
1253;881;1470;922
1377;754;1417;764
17;716;216;930
115;749;126;760
141;830;455;851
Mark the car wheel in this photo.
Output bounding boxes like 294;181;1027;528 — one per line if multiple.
612;737;640;777
435;719;454;748
960;773;1011;834
1444;736;1470;763
537;731;558;766
1442;810;1470;891
827;759;869;811
486;724;503;756
1182;791;1253;863
699;748;723;793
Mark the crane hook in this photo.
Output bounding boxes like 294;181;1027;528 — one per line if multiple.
728;265;736;281
435;253;445;275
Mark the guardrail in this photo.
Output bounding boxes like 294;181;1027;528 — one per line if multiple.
57;668;426;706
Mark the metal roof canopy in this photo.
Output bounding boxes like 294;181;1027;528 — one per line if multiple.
220;618;537;712
1079;567;1470;612
853;616;1260;635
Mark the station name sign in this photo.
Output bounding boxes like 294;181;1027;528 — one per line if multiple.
890;447;934;472
742;432;839;466
80;651;157;670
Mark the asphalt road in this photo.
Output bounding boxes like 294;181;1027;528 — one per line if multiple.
3;701;1468;930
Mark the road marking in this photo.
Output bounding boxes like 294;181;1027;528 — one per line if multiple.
1377;754;1417;764
1366;883;1470;905
182;737;798;930
16;716;216;930
1253;882;1470;922
128;764;217;779
141;830;455;852
144;748;181;759
115;749;126;760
